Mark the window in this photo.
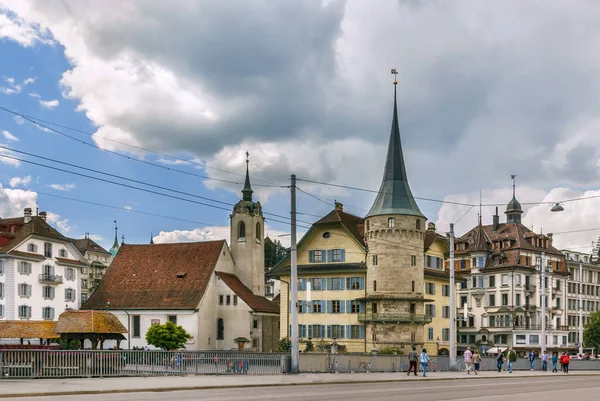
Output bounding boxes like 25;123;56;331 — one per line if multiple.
328;278;344;290
27;243;38;253
529;335;539;345
59;249;68;258
425;304;436;317
65;268;75;281
18;283;32;298
312;301;323;313
373;280;377;291
442;328;449;341
416;220;421;230
311;278;325;291
65;288;76;301
18;262;32;275
331;300;342;314
501;274;509;286
81;293;88;303
19;305;32;319
411;255;417;266
477;256;485;267
349;300;361;313
219;295;224;305
0;304;3;317
425;282;436;295
168;315;177;324
372;255;378;266
460;280;467;289
0;283;3;298
44;242;52;258
322;232;331;239
132;315;141;337
442;306;450;318
233;295;238;305
516;294;521;306
42;307;55;320
442;284;450;296
347;277;364;290
460;260;467;270
82;266;88;274
412;281;415;292
256;222;261;240
42;286;55;299
515;274;522;286
488;294;496;307
501;294;509;306
331;249;344;262
238;222;246;240
372;303;378;314
349;325;365;339
428;327;434;340
460;296;467;307
516;335;526;345
489;275;496;287
489;316;496;327
309;250;324;263
328;325;344;339
388;218;395;228
226;295;231;305
478;276;484;288
311;324;325;338
81;279;88;288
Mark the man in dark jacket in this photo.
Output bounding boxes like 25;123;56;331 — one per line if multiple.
507;347;517;373
407;346;418;376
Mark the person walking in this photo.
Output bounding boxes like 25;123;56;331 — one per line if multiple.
528;350;536;371
507;347;517;374
541;350;548;372
464;346;473;374
560;352;570;373
472;350;481;375
551;352;559;373
496;351;505;372
420;348;431;377
407;346;418;376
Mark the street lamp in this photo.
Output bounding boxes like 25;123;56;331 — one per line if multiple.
551;203;564;212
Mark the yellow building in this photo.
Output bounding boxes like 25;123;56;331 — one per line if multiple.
269;202;368;352
423;223;451;355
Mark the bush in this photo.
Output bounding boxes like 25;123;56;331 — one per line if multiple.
145;321;191;351
304;339;314;352
377;347;402;355
278;337;292;352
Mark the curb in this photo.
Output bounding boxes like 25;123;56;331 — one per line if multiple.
0;373;598;398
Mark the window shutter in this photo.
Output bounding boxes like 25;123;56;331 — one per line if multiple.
346;325;351;339
327;278;333;290
340;300;345;313
321;250;327;262
327;300;332;314
454;260;459;269
340;249;345;262
346;277;351;289
327;325;332;339
327;250;333;262
321;325;325;337
320;278;326;290
289;301;291;313
340;278;345;290
299;301;304;314
346;300;351;313
340;325;345;339
301;279;307;291
359;326;365;339
307;301;313;313
308;251;314;263
308;325;313;338
27;285;31;297
466;259;471;268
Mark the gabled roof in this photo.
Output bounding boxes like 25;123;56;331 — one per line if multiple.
0;321;59;339
70;237;111;256
314;208;365;248
83;240;226;310
215;271;279;314
56;310;127;334
424;229;449;252
0;216;68;253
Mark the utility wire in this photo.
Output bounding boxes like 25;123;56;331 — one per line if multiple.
0;105;284;187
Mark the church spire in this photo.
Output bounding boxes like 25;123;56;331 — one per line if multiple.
242;151;253;202
366;69;424;219
109;220;120;257
150;232;154;245
505;174;523;224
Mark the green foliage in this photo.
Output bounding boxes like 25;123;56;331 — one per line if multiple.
265;238;288;269
377;347;402;355
145;321;191;351
584;310;600;352
304;339;314;352
59;339;81;350
278;337;292;353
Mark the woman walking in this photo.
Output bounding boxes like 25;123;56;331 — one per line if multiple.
420;348;431;377
472;350;481;375
551;352;559;373
496;351;505;372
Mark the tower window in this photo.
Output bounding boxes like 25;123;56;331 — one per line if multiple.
416;219;421;230
238;222;246;240
256;222;261;241
387;218;395;228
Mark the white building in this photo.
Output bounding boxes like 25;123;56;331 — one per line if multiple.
0;208;86;331
70;233;113;304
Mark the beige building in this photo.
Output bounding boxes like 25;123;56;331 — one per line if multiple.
70;234;113;304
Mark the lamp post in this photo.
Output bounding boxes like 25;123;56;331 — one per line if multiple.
107;301;130;350
289;174;299;373
540;252;546;354
578;261;583;356
449;223;456;366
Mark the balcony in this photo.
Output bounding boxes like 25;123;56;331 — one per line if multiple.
525;285;536;293
38;274;63;284
358;313;432;324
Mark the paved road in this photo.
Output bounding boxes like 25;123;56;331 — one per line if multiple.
13;376;599;401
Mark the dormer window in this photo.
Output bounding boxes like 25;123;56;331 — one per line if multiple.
27;243;38;253
388;218;395;228
59;249;68;258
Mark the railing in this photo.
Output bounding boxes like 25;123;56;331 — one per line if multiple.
0;350;287;379
357;313;432;324
38;274;63;284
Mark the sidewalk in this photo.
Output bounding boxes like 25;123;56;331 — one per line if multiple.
0;370;598;398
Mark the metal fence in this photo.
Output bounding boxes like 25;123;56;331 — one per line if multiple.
0;350;288;379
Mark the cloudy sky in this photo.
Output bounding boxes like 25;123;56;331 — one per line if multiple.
1;0;599;252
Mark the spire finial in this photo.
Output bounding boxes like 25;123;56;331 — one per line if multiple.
511;174;516;198
121;234;125;245
150;232;154;245
242;150;253;202
391;68;398;85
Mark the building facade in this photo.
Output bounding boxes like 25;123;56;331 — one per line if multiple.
0;209;86;328
71;233;113;304
453;187;570;355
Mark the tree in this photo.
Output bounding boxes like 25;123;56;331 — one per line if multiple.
304;339;314;353
277;337;292;352
145;321;191;351
584;310;600;352
264;237;288;269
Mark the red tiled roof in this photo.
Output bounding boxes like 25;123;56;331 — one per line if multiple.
0;321;59;339
55;257;89;267
84;240;226;310
215;271;279;314
56;310;127;334
0;216;67;253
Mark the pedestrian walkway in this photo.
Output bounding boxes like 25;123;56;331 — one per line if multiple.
0;370;599;398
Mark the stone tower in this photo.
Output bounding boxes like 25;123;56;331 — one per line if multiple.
230;153;265;296
362;74;427;351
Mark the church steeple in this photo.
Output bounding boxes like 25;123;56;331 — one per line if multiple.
505;175;523;224
242;151;253;202
366;69;424;219
150;233;154;245
109;220;120;257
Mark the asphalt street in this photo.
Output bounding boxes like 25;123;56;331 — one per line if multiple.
11;376;599;401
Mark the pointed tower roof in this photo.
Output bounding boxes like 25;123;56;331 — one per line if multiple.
109;220;119;258
150;233;154;245
366;71;424;219
242;151;253;202
505;175;523;224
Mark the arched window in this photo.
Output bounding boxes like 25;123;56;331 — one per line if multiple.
387;217;395;228
256;222;261;241
416;219;421;230
217;318;224;340
238;222;246;240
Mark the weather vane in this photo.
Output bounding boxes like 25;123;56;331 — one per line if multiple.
391;68;398;85
246;151;249;165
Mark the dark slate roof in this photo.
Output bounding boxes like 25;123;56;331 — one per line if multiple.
215;272;279;314
272;262;367;276
70;237;111;256
366;85;424;219
84;240;226;310
506;196;523;213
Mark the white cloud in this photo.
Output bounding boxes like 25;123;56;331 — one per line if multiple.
28;91;40;98
23;77;35;85
45;211;74;233
13;115;25;125
0;11;52;47
155;157;191;166
1;76;21;94
123;205;133;210
88;234;103;242
48;183;75;191
39;99;59;109
1;130;18;142
0;184;37;217
9;175;31;188
0;145;20;167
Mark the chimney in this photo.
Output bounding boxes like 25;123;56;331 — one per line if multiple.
547;233;553;247
335;201;344;211
39;211;47;221
23;208;32;223
493;207;499;231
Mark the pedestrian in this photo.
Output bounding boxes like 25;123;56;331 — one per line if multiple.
507;347;517;374
407;346;418;376
551;352;558;373
560;353;570;373
541;350;548;372
496;351;505;372
464;346;473;374
472;350;481;375
528;349;536;371
420;348;431;377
